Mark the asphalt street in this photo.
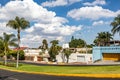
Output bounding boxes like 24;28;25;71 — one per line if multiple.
0;69;119;80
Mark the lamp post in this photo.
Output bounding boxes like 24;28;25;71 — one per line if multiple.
79;32;88;64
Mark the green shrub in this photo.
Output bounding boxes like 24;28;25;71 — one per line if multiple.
8;50;25;60
0;61;22;67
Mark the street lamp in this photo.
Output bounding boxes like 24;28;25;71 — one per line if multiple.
79;32;88;64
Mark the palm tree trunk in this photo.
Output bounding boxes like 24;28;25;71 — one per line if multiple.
16;29;20;68
16;49;19;68
66;55;69;63
62;53;65;63
67;57;69;63
4;47;7;65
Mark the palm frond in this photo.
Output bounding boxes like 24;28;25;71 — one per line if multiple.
111;14;120;35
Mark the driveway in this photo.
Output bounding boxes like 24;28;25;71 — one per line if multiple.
0;69;119;80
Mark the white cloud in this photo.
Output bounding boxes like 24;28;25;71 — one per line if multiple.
25;23;82;36
67;6;120;20
0;0;59;23
92;20;111;26
24;22;82;48
0;0;82;47
83;0;106;6
92;20;104;26
20;34;42;48
0;22;15;36
41;0;81;7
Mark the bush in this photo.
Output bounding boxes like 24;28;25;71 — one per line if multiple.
19;50;25;60
6;63;16;67
8;50;25;60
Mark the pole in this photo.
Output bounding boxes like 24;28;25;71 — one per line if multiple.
79;32;88;64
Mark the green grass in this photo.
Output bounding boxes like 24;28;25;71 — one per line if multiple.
0;63;120;74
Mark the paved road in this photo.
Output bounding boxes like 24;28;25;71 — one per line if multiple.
0;69;119;80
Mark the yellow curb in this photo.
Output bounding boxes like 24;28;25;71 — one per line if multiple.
1;67;120;78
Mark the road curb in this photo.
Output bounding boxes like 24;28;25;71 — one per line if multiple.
0;68;120;78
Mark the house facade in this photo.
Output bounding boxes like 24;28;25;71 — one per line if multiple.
24;48;49;62
56;52;92;63
92;46;120;62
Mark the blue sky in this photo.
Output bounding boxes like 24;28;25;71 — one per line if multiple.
0;0;120;48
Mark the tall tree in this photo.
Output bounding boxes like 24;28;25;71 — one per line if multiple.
6;16;30;68
111;14;120;35
71;36;74;41
0;33;18;65
69;38;85;48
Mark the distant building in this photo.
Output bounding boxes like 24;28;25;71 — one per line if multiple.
13;47;28;51
24;48;49;62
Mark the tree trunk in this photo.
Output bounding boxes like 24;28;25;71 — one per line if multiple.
16;49;19;68
66;57;69;63
4;47;7;65
61;52;65;63
16;29;20;68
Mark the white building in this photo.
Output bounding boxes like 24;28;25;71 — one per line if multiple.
56;52;92;63
24;48;49;62
62;43;69;49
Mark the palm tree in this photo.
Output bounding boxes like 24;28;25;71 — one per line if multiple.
50;40;59;46
111;14;120;35
94;32;113;46
63;48;72;63
0;33;18;65
105;32;113;46
42;39;48;50
6;16;30;68
49;40;59;61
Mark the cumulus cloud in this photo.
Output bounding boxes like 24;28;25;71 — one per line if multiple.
0;0;58;23
67;6;120;20
41;0;81;7
83;0;106;6
24;22;82;48
0;22;15;36
0;0;82;47
92;20;110;26
25;23;82;36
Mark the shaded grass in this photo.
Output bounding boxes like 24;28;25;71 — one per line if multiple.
0;61;22;67
0;63;120;74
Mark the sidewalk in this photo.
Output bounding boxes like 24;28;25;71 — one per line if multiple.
21;60;120;66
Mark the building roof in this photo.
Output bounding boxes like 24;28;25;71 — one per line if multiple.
13;47;28;50
106;40;120;45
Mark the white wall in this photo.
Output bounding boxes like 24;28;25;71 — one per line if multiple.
24;49;42;56
56;52;92;63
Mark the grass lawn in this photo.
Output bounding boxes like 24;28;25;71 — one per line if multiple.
0;63;120;74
